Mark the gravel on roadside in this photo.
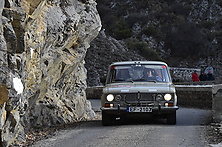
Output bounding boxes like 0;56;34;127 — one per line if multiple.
206;123;222;146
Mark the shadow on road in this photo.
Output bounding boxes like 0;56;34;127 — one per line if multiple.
89;100;212;127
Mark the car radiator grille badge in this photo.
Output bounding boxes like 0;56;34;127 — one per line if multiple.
137;91;141;100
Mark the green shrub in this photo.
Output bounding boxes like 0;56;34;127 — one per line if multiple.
165;0;174;5
114;19;132;39
171;3;192;17
217;18;222;27
135;0;150;9
201;20;213;29
126;13;148;27
142;24;157;37
126;39;163;61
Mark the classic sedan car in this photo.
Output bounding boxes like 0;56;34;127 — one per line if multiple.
100;61;179;126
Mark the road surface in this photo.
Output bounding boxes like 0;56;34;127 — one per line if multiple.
31;99;213;147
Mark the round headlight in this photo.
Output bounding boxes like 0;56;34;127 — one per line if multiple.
156;94;163;101
115;95;122;101
107;94;114;102
164;94;172;101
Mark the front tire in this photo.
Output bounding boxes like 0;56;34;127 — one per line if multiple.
102;111;112;126
167;111;176;125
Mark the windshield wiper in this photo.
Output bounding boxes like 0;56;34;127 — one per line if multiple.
129;79;134;83
147;80;157;83
115;78;134;83
133;78;146;81
115;79;125;81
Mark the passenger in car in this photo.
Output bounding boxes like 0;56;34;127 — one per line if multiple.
144;69;162;82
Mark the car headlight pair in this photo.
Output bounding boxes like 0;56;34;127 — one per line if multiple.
107;93;172;101
156;94;172;101
106;94;121;102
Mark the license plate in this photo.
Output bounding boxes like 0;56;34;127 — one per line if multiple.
127;107;152;112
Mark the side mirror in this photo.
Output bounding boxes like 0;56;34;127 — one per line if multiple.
100;76;106;85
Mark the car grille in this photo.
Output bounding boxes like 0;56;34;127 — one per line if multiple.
123;93;154;102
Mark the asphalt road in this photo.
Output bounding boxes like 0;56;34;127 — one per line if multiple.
31;99;213;147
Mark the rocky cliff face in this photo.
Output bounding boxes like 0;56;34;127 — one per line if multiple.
0;0;101;146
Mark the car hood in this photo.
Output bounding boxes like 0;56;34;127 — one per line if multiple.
103;82;175;94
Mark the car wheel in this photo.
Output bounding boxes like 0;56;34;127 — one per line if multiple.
102;111;112;126
167;111;176;125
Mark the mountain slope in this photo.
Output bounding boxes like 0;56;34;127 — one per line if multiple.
85;0;222;86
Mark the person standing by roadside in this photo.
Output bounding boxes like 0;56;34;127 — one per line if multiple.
192;70;200;82
207;71;215;81
199;72;207;81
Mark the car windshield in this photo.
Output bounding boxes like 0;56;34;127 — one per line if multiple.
106;64;171;83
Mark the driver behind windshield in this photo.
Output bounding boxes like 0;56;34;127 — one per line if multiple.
144;68;162;82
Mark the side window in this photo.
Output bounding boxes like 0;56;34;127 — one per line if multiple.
111;69;117;83
160;67;170;82
106;68;116;83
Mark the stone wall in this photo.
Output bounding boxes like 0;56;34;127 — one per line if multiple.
175;85;213;109
0;0;101;146
212;84;222;123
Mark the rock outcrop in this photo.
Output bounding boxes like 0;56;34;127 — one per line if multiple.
0;0;101;146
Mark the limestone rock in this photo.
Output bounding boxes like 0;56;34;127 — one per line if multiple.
0;0;101;146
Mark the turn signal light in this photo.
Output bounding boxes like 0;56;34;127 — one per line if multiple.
105;103;114;108
165;103;174;107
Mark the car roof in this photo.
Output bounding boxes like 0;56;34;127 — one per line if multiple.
110;61;168;66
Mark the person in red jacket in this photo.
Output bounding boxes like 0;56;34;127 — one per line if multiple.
192;70;200;82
